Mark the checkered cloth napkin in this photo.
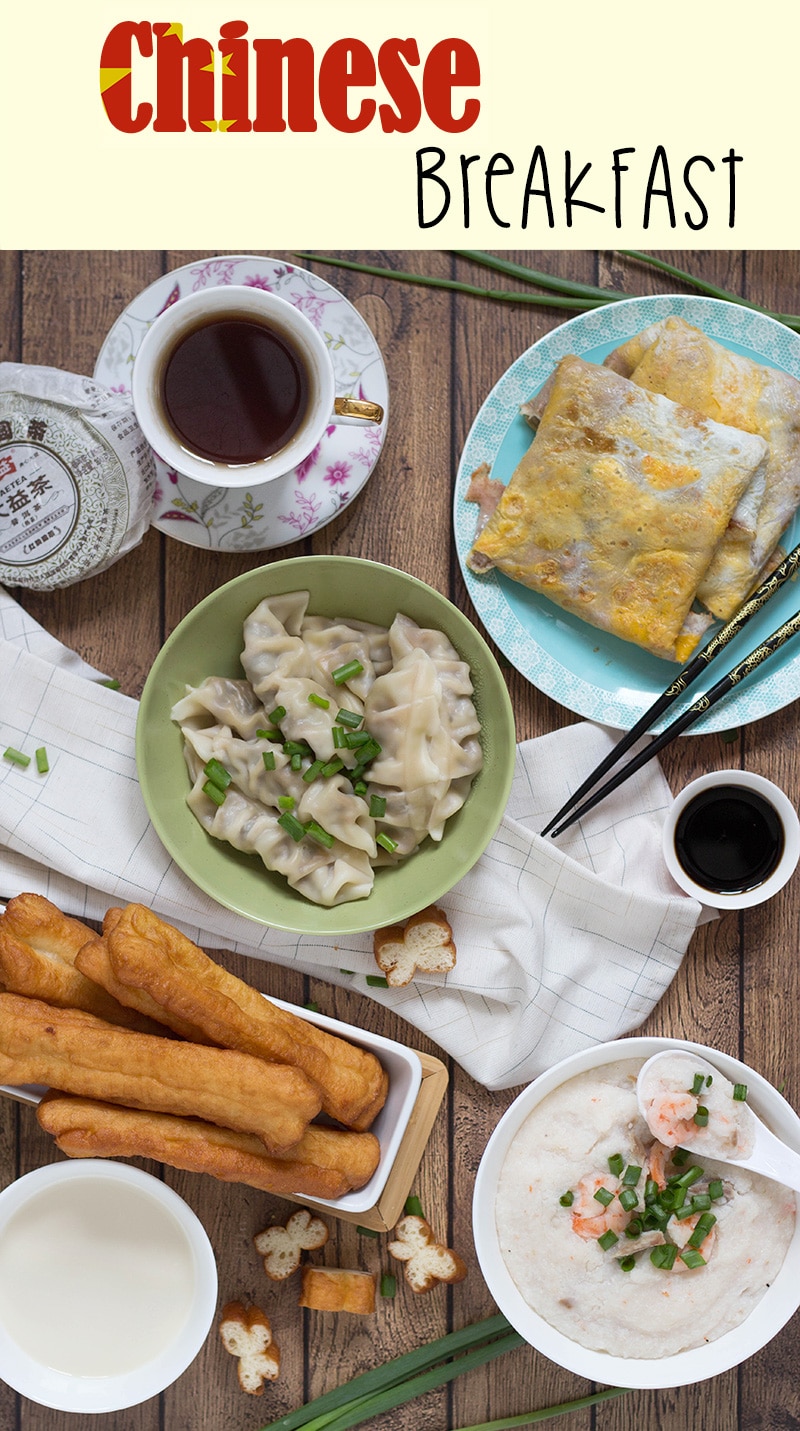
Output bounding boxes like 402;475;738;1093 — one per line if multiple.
0;587;705;1090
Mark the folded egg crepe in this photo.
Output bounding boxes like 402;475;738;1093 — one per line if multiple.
468;355;769;662
603;316;800;619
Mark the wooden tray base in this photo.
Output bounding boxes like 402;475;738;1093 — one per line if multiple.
299;1050;449;1231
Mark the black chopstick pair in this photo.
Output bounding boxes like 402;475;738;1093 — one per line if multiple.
542;542;800;839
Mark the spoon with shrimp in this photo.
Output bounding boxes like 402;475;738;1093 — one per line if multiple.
637;1050;800;1194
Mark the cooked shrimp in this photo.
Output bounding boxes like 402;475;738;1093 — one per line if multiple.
668;1213;717;1269
643;1091;700;1148
645;1140;674;1189
569;1174;628;1241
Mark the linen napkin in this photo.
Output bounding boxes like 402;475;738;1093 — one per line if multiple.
0;588;704;1090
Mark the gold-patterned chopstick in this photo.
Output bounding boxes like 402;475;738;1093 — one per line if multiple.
547;604;800;839
541;541;800;837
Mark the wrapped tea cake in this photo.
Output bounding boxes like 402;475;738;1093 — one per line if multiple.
0;364;156;589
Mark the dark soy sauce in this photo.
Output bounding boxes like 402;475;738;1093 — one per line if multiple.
674;785;784;894
161;316;310;464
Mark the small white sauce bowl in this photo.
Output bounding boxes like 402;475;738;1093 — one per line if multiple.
473;1036;800;1390
661;769;800;910
0;1159;217;1413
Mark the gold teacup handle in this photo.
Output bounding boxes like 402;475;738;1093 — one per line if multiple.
334;396;384;424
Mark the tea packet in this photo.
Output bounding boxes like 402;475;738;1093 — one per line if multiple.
0;363;156;589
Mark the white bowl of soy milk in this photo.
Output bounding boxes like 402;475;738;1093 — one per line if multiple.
0;1159;217;1412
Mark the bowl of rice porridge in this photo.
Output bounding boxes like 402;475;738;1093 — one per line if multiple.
473;1037;800;1389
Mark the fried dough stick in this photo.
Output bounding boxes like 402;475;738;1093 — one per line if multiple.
77;934;214;1043
0;993;320;1153
0;894;161;1033
37;1094;381;1200
78;904;388;1131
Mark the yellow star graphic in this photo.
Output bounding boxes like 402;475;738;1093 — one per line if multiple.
221;52;236;77
99;67;131;94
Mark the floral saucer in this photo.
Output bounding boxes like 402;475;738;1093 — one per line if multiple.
93;256;389;552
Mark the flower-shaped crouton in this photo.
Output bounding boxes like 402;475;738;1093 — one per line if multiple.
219;1301;280;1394
254;1208;330;1280
387;1215;467;1293
373;906;456;987
299;1267;377;1315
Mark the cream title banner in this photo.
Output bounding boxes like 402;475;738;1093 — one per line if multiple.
2;0;796;247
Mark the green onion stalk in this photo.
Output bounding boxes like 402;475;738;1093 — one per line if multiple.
291;250;800;332
258;1312;628;1431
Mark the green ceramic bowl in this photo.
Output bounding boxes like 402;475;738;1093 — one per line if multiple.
136;556;516;936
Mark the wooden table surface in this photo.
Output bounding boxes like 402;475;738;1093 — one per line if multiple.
1;250;799;1431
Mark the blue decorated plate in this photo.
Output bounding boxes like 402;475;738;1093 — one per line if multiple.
454;295;800;732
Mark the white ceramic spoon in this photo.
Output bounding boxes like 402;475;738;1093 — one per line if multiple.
637;1050;800;1194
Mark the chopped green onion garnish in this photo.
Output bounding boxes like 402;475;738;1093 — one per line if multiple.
344;729;372;748
674;1165;705;1190
256;727;283;742
693;1106;710;1127
608;1153;624;1178
733;1083;748;1101
671;1147;690;1167
3;747;30;767
369;794;387;818
203;757;232;789
284;740;312;756
356;1225;379;1238
708;1179;725;1201
332;725;346;748
35;747;49;774
290;753;303;771
593;1187;614;1208
597;1229;619;1251
202;779;227;806
622;1164;642;1187
624;1218;643;1239
332;660;364;685
690;1193;712;1214
679;1248;707;1269
321;758;344;777
706;1075;713;1086
690;1073;705;1096
278;810;306;842
98;677;121;690
618;1189;639;1213
262;750;276;771
405;1195;424;1217
359;738;382;762
336;708;363;729
559;1191;574;1208
643;1207;671;1231
353;780;368;797
366;974;389;987
644;1178;659;1204
305;820;335;849
618;1255;636;1272
307;692;330;709
376;833;399;853
302;759;326;782
380;1273;397;1298
650;1243;678;1270
304;1001;319;1012
278;795;295;811
673;1203;694;1223
269;705;287;723
687;1212;716;1249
